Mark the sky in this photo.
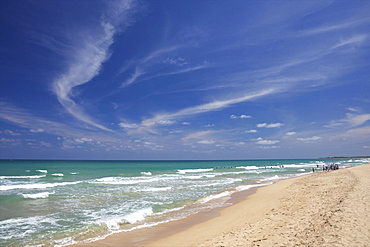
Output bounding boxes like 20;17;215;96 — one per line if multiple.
0;0;369;160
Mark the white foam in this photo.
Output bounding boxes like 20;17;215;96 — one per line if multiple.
198;191;233;204
141;187;171;192
124;208;153;224
141;172;152;176
52;173;64;177
0;175;46;179
186;175;203;179
92;177;158;185
36;170;48;173
104;208;153;229
0;181;81;191
235;183;267;191
21;191;54;199
0;215;58;238
177;168;213;174
297;169;305;172
202;174;217;178
54;237;77;247
153;205;186;216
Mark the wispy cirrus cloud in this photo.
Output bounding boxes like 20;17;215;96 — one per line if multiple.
298;19;369;36
141;88;276;127
120;46;209;87
325;112;370;128
0;101;78;137
120;45;183;87
331;34;367;49
0;101;117;143
52;0;139;131
181;131;215;143
122;63;209;88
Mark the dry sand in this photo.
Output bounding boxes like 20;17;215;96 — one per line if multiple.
146;164;370;247
81;164;370;246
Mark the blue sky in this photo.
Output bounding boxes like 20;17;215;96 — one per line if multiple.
1;0;369;160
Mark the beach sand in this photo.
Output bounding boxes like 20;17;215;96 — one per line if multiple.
81;164;370;246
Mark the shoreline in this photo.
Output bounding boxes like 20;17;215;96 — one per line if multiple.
73;186;260;246
79;163;370;246
148;163;370;246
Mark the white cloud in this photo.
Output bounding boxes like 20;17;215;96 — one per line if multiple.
257;122;285;128
157;120;176;125
0;102;118;145
182;122;190;125
299;20;364;36
258;145;280;149
0;138;17;143
331;34;367;50
297;136;322;142
345;113;370;127
39;141;52;147
347;107;360;113
123;62;211;91
142;88;276;127
1;130;21;135
182;131;214;142
122;67;145;87
120;46;209;87
230;114;252;119
52;1;139;131
30;128;45;133
197;140;215;144
75;137;94;143
286;131;296;136
245;130;257;133
325;113;370;128
163;57;188;67
169;130;184;134
256;139;280;145
119;122;139;129
253;137;280;145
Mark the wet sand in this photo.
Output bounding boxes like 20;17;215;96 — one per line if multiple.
80;164;370;246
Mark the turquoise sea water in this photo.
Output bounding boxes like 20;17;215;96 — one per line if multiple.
0;158;368;246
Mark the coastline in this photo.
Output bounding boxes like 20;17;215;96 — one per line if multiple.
81;163;370;246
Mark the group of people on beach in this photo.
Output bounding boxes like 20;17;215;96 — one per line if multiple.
312;163;340;172
323;163;339;171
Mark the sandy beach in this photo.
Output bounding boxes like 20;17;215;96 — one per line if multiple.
81;164;370;246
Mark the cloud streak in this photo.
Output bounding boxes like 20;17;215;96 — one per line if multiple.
325;112;370;128
52;1;139;131
298;20;368;36
142;88;277;127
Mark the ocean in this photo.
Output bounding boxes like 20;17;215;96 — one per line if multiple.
0;158;368;246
